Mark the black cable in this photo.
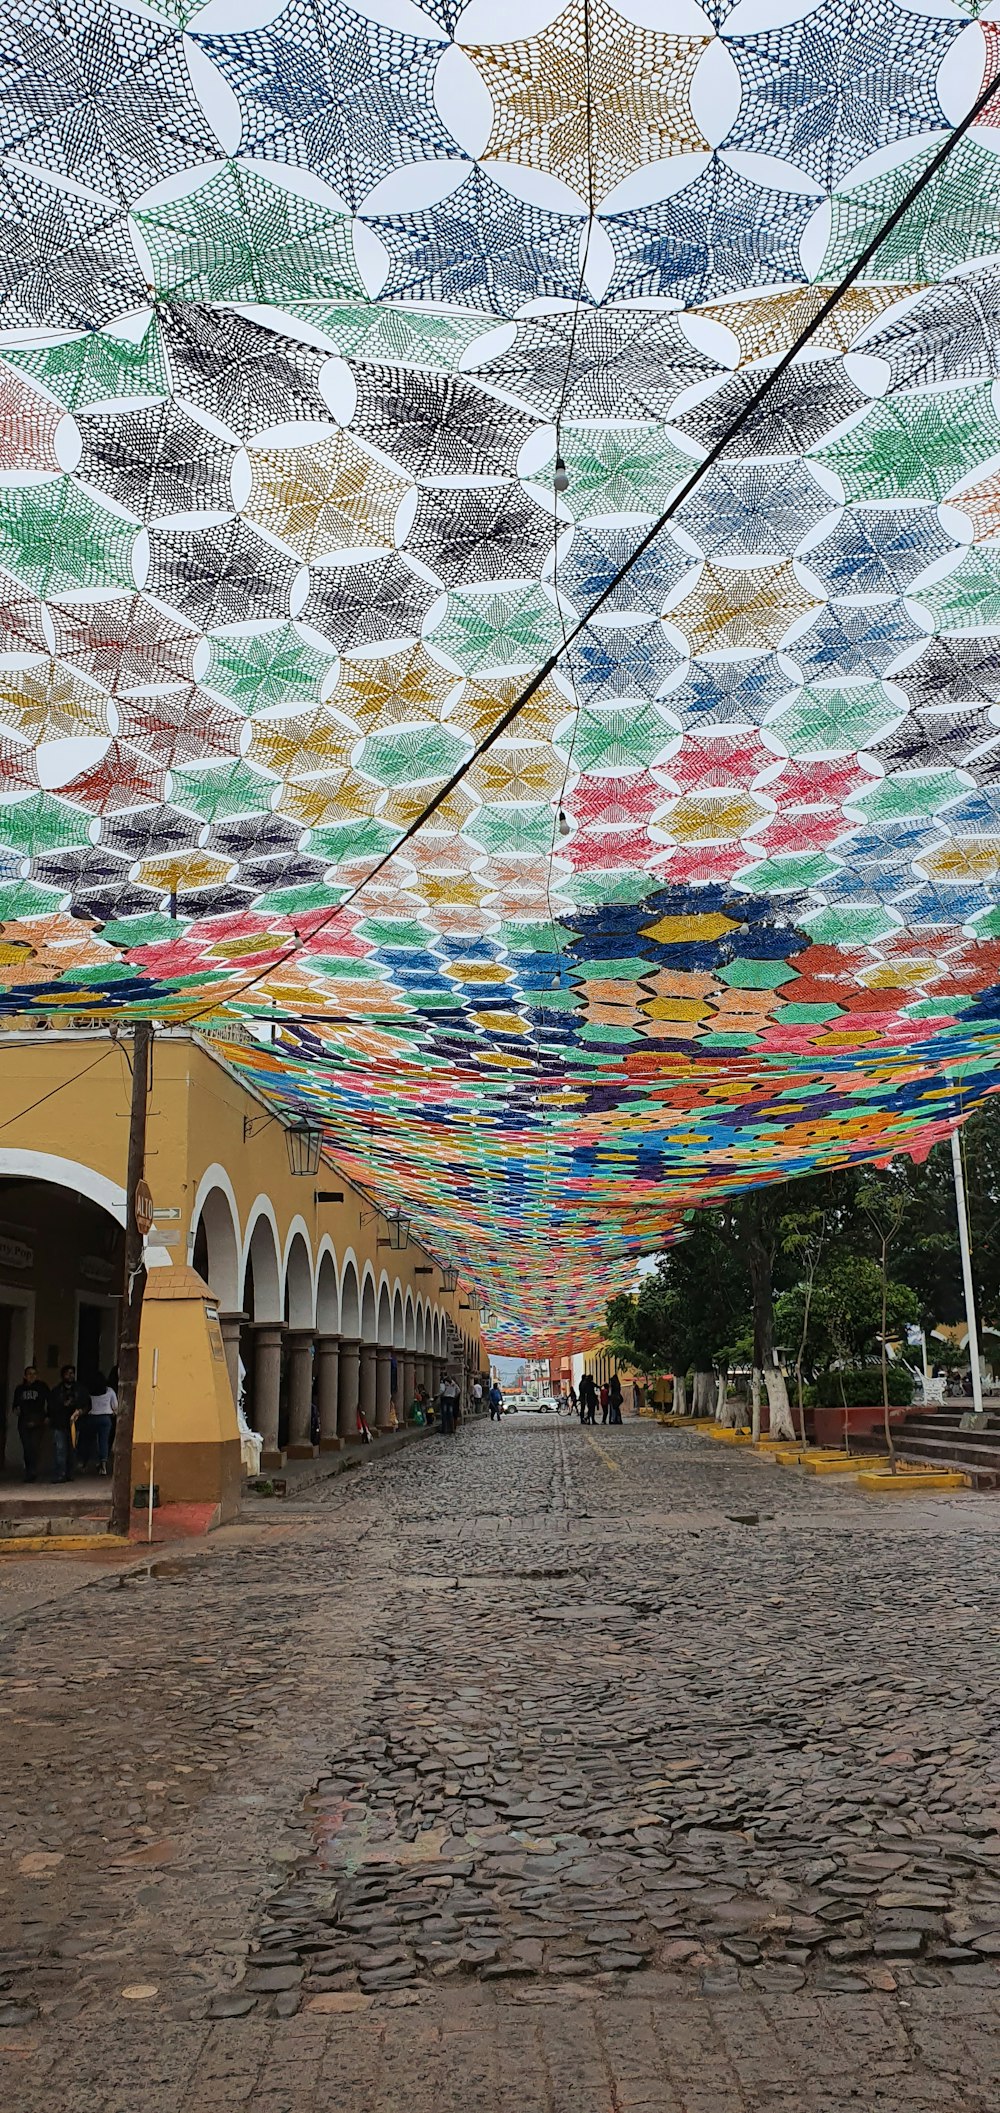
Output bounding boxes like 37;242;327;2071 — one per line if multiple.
0;1043;114;1135
182;65;1000;1028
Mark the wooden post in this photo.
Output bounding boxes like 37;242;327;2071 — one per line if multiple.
110;1021;153;1537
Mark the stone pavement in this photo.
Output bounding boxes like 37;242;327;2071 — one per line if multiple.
3;1418;1000;2110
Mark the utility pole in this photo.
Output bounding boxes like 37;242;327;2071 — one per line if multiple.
950;1124;983;1417
110;1021;153;1537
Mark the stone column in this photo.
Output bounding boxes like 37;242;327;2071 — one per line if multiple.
375;1347;393;1431
254;1323;284;1469
316;1334;340;1451
338;1337;360;1441
359;1342;377;1432
219;1311;245;1410
402;1354;416;1416
286;1329;316;1459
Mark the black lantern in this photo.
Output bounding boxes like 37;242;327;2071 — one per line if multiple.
285;1121;324;1176
382;1209;411;1250
440;1264;458;1292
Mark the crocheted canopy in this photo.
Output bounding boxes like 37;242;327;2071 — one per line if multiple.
1;0;1000;1348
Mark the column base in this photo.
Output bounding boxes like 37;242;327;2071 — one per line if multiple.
286;1443;318;1460
319;1436;344;1453
260;1447;286;1469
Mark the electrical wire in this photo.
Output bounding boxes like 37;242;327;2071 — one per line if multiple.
0;1042;115;1136
178;58;1000;1031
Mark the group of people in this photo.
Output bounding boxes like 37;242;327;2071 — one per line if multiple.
8;1365;118;1483
575;1372;624;1425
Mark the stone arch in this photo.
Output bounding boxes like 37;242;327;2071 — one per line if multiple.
190;1174;241;1311
341;1255;361;1336
361;1268;377;1344
316;1244;339;1332
243;1204;282;1322
392;1285;405;1349
284;1225;314;1329
415;1300;426;1354
404;1291;416;1351
377;1279;393;1347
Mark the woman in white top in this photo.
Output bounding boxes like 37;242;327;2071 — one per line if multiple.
88;1373;118;1476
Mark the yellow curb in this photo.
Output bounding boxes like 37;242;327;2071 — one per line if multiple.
857;1469;969;1493
0;1534;131;1554
708;1428;752;1444
766;1447;811;1464
800;1454;890;1475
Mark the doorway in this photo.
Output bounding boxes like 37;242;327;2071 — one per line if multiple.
76;1300;118;1389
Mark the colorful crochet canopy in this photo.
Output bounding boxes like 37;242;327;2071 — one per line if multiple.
3;0;1000;1349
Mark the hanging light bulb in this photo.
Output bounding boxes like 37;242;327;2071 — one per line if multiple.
556;807;571;839
553;454;569;495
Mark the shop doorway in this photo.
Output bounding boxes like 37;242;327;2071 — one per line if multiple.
76;1300;118;1389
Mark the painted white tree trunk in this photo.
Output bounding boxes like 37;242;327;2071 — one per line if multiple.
716;1370;739;1427
672;1370;687;1417
751;1367;762;1444
763;1360;796;1441
692;1368;713;1417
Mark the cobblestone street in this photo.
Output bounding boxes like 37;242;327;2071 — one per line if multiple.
3;1417;1000;2110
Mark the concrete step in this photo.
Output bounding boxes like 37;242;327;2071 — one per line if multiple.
0;1494;110;1522
0;1513;110;1538
896;1432;1000;1476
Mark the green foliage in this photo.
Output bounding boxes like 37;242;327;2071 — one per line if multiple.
603;1100;1000;1381
808;1367;913;1409
776;1253;917;1367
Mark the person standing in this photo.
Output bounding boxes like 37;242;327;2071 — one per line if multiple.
489;1381;503;1421
579;1373;597;1425
441;1374;457;1434
599;1381;610;1425
86;1371;118;1475
48;1365;88;1482
609;1373;623;1425
13;1367;48;1483
472;1377;483;1415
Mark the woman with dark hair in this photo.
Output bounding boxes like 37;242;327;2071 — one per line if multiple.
87;1371;118;1476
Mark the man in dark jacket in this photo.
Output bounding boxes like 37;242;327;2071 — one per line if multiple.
47;1365;87;1482
12;1368;48;1483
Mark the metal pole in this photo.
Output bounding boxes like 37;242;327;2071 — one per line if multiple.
110;1021;153;1537
950;1125;983;1416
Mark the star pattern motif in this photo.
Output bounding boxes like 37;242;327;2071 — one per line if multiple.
0;0;998;1349
463;0;707;205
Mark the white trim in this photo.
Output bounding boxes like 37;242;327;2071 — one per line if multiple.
283;1219;315;1328
243;1197;283;1321
315;1241;340;1332
0;1147;171;1267
189;1166;242;1308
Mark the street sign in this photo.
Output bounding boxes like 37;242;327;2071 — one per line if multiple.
134;1179;155;1236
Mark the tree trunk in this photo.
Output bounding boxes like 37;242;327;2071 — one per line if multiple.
747;1213;796;1441
751;1367;762;1443
763;1362;795;1441
672;1370;687;1417
879;1234;897;1471
717;1372;739;1428
692;1367;713;1417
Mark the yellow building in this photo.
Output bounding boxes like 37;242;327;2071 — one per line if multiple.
0;1028;482;1519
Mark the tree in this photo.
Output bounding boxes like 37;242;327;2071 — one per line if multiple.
858;1172;909;1465
779;1203;827;1442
